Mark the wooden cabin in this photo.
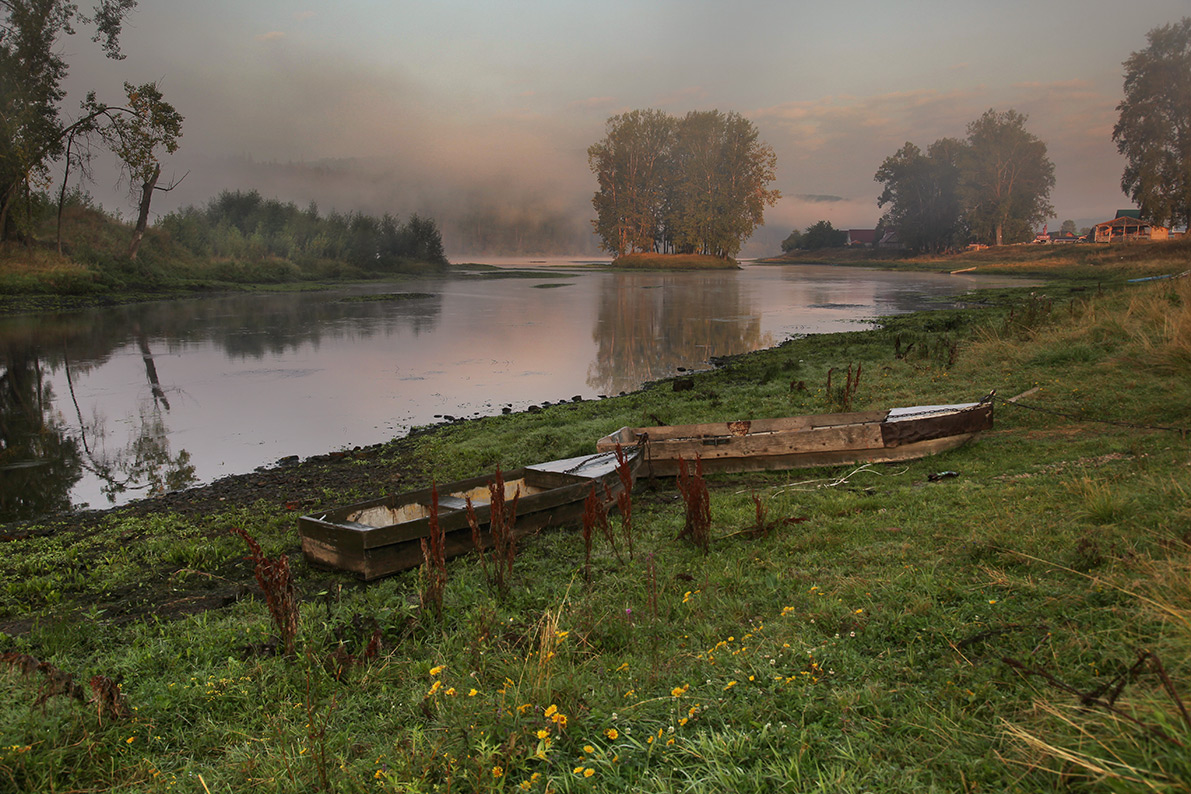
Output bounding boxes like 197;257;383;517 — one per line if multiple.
1093;213;1169;243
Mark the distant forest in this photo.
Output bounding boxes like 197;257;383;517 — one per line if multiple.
160;190;448;271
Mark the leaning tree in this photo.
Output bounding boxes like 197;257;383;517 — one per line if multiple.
0;0;137;241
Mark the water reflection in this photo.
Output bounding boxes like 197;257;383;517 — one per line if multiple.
0;289;445;519
0;348;82;520
0;266;1032;522
588;272;771;394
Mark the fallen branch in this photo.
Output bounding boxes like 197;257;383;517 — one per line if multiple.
1001;652;1186;748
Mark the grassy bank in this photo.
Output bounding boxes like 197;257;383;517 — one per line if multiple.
0;200;449;315
766;236;1191;281
2;270;1191;792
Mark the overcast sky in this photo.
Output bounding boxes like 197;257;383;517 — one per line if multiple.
64;0;1191;256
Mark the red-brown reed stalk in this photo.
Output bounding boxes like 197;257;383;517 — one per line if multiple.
489;466;520;592
467;467;521;596
675;455;711;554
419;482;447;620
614;443;635;560
230;526;300;655
751;491;769;539
1;652;131;722
825;362;862;412
581;482;607;581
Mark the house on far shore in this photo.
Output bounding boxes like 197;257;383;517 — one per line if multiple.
1033;230;1081;244
1093;209;1169;243
846;229;878;246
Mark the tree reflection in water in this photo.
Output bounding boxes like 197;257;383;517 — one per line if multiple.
0;326;197;521
587;272;773;396
64;334;197;505
0;351;83;520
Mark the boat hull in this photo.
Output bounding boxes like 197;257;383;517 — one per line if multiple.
595;401;992;477
298;449;640;580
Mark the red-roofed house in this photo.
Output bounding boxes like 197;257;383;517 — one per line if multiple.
846;229;878;246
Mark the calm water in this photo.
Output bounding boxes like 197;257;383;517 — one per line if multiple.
0;263;1028;520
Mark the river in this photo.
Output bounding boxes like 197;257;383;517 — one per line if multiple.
0;261;1029;521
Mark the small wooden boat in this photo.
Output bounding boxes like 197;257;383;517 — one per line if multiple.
298;448;641;580
595;397;993;477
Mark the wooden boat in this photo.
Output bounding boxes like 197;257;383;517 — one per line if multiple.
595;397;993;477
298;448;641;580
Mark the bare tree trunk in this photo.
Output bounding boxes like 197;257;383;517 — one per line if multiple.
57;133;78;255
136;328;170;411
128;164;161;260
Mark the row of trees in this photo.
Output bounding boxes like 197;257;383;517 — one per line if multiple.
588;109;779;259
1;1;184;258
873;109;1055;253
871;17;1191;253
159;190;448;271
781;220;849;251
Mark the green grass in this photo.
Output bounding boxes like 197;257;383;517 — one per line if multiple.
2;275;1191;792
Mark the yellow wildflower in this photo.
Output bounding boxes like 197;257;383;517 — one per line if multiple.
544;704;558;718
445;687;456;696
605;727;618;740
429;665;445;676
573;766;585;774
428;680;442;695
536;729;549;740
492;766;504;778
583;745;595;754
468;688;478;697
584;768;595;778
724;680;737;690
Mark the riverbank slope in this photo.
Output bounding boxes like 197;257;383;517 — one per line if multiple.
2;268;1190;791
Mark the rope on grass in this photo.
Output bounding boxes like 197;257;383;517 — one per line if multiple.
767;463;909;496
998;395;1190;437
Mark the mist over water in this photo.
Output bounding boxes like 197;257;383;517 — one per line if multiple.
0;264;1029;521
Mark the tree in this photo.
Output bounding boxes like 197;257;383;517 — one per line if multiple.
780;228;802;252
875;138;965;253
1060;219;1077;235
799;220;848;250
589;108;778;259
587;109;674;257
0;0;136;241
960;109;1055;246
107;81;183;259
666;110;779;258
1113;17;1191;229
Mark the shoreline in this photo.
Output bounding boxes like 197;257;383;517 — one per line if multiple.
0;276;1037;533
